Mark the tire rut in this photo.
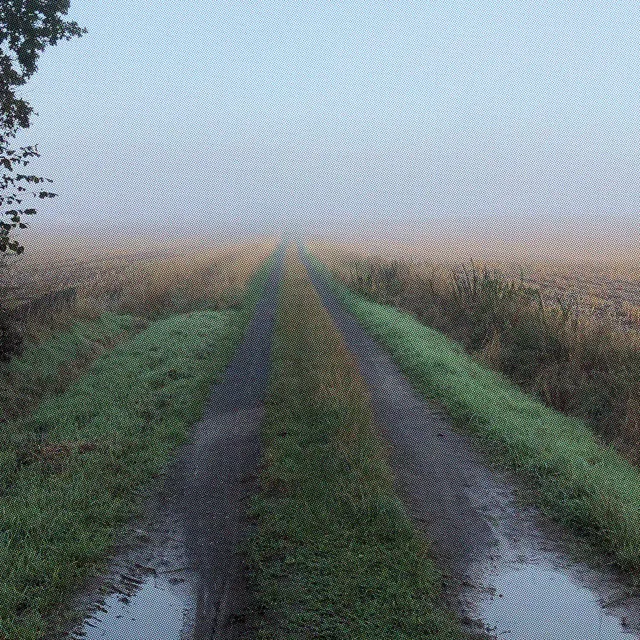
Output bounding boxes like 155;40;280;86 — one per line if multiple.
167;249;284;639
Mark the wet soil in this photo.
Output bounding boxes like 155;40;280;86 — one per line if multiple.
66;251;283;640
302;249;640;639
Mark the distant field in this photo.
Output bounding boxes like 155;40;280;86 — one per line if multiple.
308;240;640;331
496;262;640;330
3;235;278;311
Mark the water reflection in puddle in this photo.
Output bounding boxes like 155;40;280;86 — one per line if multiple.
73;576;193;640
476;563;637;639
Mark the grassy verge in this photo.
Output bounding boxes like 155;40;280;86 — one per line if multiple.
249;250;462;640
307;252;640;572
314;248;640;460
0;313;144;421
0;257;272;640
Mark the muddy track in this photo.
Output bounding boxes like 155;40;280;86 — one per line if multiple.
301;248;640;640
167;249;284;638
68;251;284;640
67;246;639;640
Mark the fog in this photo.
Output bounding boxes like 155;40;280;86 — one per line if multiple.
14;1;640;256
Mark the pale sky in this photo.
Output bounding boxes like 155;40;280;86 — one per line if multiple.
14;1;640;247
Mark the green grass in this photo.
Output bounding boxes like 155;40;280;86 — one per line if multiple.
0;313;143;420
0;260;271;640
308;253;640;572
249;254;463;640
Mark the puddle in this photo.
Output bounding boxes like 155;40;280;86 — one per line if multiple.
475;562;638;639
72;574;194;640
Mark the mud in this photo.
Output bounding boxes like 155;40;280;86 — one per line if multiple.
66;250;283;640
302;248;640;639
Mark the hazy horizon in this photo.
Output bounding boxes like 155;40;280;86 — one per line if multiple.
20;214;635;265
11;1;640;254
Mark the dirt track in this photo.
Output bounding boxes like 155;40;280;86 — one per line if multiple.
166;249;284;638
70;246;639;639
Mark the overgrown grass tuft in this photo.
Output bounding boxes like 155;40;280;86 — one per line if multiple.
308;253;640;572
249;250;463;640
0;259;271;640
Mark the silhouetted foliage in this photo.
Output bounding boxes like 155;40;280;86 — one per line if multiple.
0;142;56;253
0;1;85;253
0;307;23;361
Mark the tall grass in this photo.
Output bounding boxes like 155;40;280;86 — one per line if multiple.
314;247;640;460
3;238;278;337
118;240;277;317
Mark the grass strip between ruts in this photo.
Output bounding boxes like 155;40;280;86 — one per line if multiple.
249;249;463;640
0;254;274;640
307;250;640;572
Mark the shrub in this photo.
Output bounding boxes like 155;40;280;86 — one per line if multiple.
0;307;23;362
